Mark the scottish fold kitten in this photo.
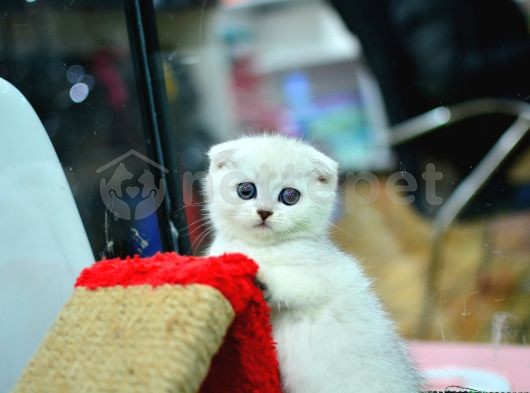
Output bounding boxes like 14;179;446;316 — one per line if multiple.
204;135;421;393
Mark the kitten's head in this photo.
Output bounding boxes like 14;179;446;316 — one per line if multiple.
204;135;338;245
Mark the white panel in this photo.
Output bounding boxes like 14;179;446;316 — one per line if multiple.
0;78;95;391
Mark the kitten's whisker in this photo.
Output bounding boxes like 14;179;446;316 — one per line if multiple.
185;223;213;242
187;222;213;239
171;202;206;217
191;227;215;253
190;233;206;253
192;231;213;254
184;215;210;229
329;223;355;238
178;216;210;233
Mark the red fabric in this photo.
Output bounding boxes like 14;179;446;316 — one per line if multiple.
75;252;282;393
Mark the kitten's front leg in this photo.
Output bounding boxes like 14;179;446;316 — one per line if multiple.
257;264;334;310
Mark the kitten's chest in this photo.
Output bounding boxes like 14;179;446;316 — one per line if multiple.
209;239;310;267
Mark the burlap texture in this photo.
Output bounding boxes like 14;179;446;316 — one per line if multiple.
14;284;235;393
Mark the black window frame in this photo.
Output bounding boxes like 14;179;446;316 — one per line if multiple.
124;0;191;255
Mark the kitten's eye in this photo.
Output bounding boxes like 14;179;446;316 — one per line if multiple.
279;187;300;205
237;182;256;200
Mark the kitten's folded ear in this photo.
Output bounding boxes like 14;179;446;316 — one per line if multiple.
207;141;238;170
311;153;339;185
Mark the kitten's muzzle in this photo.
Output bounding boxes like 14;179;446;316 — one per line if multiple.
257;210;273;221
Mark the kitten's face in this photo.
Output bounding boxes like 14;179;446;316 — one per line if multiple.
205;136;338;245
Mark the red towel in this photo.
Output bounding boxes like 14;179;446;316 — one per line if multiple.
75;252;282;393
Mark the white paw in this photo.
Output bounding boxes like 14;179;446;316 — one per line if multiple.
257;265;284;306
257;265;302;309
255;275;272;302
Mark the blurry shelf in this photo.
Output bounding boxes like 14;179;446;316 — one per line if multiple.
235;0;362;74
220;0;311;12
253;40;360;74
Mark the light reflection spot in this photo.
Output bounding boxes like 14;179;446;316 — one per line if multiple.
69;83;89;103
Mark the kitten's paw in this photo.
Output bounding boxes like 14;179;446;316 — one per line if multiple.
254;277;271;302
258;264;333;310
257;265;295;309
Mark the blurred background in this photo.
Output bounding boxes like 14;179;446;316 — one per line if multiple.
1;0;530;356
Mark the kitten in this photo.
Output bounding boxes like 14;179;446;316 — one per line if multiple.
204;135;421;393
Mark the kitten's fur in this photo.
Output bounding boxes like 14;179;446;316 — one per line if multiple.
204;135;421;393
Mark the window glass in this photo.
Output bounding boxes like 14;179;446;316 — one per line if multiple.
1;0;163;258
2;0;530;390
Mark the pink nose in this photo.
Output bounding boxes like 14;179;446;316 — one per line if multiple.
257;210;273;220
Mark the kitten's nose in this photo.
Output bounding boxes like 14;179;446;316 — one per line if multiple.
257;210;273;221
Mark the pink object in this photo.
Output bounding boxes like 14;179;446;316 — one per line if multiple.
410;341;530;391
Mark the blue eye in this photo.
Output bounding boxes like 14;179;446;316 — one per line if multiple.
279;187;300;205
237;182;256;200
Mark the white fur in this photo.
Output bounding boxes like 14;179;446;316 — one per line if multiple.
204;135;421;393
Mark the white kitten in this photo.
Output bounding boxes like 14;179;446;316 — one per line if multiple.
204;135;421;393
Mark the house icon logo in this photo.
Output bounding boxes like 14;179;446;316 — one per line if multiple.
96;150;168;220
